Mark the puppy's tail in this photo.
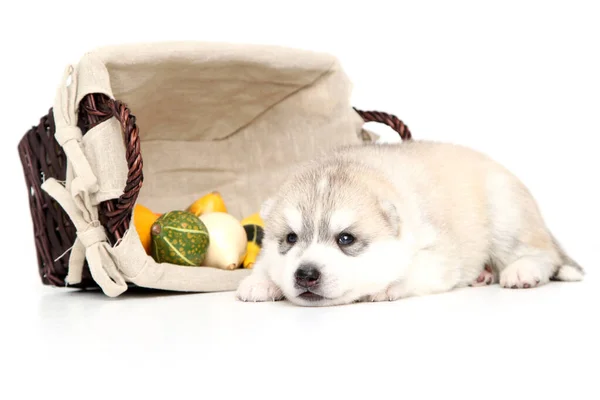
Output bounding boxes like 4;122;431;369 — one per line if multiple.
550;233;585;281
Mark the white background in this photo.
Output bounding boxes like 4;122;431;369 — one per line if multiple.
1;1;599;399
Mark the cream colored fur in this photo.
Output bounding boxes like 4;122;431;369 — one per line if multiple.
236;140;584;306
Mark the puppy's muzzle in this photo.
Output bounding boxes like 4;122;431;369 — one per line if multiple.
294;264;321;289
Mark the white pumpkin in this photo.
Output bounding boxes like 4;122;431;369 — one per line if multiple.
198;212;248;270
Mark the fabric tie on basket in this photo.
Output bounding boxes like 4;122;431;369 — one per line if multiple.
53;65;99;194
40;65;128;297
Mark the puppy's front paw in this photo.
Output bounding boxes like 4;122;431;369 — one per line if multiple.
469;264;496;287
236;275;284;302
367;282;404;302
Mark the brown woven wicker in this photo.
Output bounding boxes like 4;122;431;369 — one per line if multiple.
18;93;142;288
353;108;412;140
18;98;411;289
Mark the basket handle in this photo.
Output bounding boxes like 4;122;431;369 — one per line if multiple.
78;94;143;243
353;107;412;141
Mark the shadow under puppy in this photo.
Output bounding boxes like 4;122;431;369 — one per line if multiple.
236;140;584;306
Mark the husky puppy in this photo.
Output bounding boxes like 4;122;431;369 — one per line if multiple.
236;140;584;306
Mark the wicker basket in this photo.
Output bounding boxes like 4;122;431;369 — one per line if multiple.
17;42;412;297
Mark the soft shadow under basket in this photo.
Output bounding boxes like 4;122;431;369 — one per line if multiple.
18;42;412;297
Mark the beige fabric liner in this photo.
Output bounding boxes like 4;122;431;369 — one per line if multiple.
42;41;373;297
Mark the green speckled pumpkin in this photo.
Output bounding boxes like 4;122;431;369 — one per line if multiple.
150;211;210;266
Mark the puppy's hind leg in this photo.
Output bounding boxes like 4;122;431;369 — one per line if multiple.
487;170;583;289
495;229;581;289
499;254;555;289
493;217;562;289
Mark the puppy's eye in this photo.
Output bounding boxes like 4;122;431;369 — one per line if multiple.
286;233;298;244
337;233;355;246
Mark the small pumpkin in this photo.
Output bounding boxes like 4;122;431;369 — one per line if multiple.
150;211;209;266
133;204;160;255
241;212;264;269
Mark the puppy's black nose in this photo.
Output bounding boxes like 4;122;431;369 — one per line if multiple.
294;264;321;288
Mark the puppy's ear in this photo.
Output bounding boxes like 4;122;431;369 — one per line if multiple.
380;199;401;237
260;198;275;220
